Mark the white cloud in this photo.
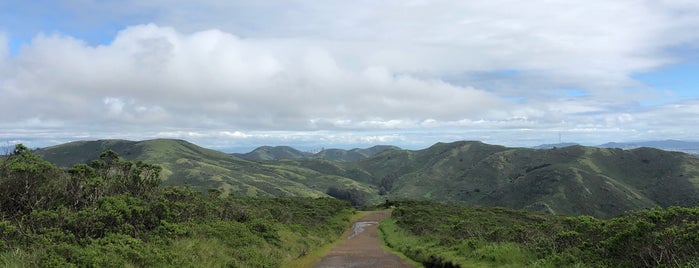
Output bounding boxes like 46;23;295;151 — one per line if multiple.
121;1;699;92
104;97;125;116
2;1;699;149
0;24;505;132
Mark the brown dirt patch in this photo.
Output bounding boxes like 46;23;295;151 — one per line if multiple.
313;210;416;268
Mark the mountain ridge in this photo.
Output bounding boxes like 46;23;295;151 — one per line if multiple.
233;145;400;161
304;141;699;218
35;139;380;202
34;139;699;218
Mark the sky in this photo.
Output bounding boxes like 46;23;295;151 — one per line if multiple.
1;0;699;152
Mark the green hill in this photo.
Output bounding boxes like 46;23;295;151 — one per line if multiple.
291;141;699;217
36;139;379;202
234;145;399;162
233;146;312;160
314;145;400;162
366;142;699;217
37;139;699;217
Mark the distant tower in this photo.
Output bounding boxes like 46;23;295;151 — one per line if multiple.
558;132;562;144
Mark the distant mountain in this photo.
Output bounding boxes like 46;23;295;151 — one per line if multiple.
597;140;699;155
234;145;399;162
35;139;380;202
532;143;580;149
233;146;312;160
315;145;400;162
35;139;699;218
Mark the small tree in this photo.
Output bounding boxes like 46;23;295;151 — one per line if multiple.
0;144;65;217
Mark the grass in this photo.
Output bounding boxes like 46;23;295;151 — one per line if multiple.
382;201;699;268
378;217;425;268
379;217;491;267
379;214;579;268
0;249;39;268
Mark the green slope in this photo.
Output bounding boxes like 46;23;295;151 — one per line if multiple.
314;145;400;162
235;145;399;162
36;139;699;217
293;141;699;217
36;139;380;202
233;146;313;160
350;142;699;217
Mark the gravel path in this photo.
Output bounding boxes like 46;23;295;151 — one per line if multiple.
314;210;416;268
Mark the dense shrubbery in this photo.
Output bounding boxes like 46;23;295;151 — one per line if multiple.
326;186;368;207
0;145;353;267
382;200;699;267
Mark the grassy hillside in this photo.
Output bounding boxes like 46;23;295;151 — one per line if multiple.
315;145;400;162
36;139;381;204
235;145;399;162
388;143;698;217
37;139;699;217
233;146;313;160
294;141;699;217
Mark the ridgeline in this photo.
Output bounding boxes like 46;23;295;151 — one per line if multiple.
35;139;699;218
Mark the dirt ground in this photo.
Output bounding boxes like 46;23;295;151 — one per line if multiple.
313;210;416;268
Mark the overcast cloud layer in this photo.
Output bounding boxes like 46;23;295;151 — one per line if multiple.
1;0;699;151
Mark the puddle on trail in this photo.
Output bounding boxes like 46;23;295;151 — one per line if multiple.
347;221;378;240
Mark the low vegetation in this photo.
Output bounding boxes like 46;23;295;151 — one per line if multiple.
0;145;353;267
381;200;699;267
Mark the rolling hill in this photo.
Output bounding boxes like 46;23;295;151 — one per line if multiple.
36;139;699;218
292;141;699;218
233;145;399;161
233;146;312;161
35;139;380;202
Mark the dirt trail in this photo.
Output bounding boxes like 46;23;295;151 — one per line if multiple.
314;210;416;268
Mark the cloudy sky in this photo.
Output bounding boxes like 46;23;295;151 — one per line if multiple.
1;1;698;152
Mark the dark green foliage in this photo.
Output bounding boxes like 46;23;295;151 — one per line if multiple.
600;207;699;267
379;174;396;195
326;186;367;207
0;144;66;218
87;150;162;198
0;145;353;267
385;201;699;267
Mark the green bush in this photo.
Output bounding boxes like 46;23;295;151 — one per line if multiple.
0;145;354;267
384;200;699;267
